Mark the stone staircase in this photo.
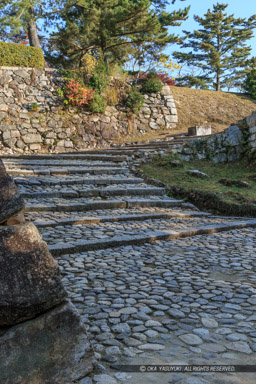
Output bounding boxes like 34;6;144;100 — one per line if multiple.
3;150;256;258
2;148;256;384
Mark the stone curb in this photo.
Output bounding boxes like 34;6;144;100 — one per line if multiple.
25;199;184;212
8;167;129;176
2;154;128;162
4;161;122;168
21;187;165;199
49;219;256;256
16;177;145;186
34;211;210;228
14;178;144;186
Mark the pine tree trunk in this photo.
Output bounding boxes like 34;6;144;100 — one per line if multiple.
27;7;41;49
216;70;221;91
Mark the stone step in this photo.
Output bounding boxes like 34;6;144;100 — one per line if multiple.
3;161;123;168
20;187;165;199
33;211;210;228
64;142;175;152
15;176;144;186
113;145;179;151
64;149;138;155
7;167;129;176
24;206;206;223
2;154;128;162
119;142;183;149
48;219;256;256
41;215;247;248
25;198;185;212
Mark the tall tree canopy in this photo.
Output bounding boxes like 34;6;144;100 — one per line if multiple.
173;3;256;91
46;0;189;69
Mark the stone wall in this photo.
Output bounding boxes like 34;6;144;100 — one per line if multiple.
0;67;177;154
246;111;256;152
174;111;256;163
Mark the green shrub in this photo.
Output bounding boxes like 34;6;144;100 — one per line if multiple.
141;72;163;93
244;69;256;99
126;86;144;114
88;94;106;113
89;60;109;93
0;42;44;68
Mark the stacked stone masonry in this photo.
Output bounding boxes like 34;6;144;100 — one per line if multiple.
175;111;256;163
247;111;256;151
0;67;177;154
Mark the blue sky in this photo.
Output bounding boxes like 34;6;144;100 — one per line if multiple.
167;0;256;57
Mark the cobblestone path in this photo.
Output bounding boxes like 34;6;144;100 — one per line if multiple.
3;148;256;384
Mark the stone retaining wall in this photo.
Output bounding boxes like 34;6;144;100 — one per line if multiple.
0;67;177;154
175;111;256;163
246;111;256;152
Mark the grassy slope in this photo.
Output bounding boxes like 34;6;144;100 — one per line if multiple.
171;87;256;134
142;158;256;207
120;87;256;143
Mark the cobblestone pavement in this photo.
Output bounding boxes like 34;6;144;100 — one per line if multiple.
3;150;256;384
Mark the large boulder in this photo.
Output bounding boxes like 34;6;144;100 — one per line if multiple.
0;223;67;326
0;159;25;223
223;125;243;146
0;300;95;384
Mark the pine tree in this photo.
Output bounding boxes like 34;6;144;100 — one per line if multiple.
0;0;81;48
245;69;256;99
46;0;189;69
173;3;256;91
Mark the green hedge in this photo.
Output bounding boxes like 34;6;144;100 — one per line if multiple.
0;42;44;68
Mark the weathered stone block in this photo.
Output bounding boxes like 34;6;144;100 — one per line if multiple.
249;126;256;135
161;86;172;96
56;139;65;147
16;139;25;149
188;126;212;136
0;300;95;384
246;111;256;128
0;159;24;223
10;130;21;138
45;138;55;145
23;134;42;144
58;132;66;139
14;70;31;79
165;115;178;123
64;140;74;148
149;121;159;130
29;143;41;150
223;125;242;146
0;223;67;326
188;169;208;178
2;131;11;140
46;131;57;139
166;102;175;108
0;104;8;112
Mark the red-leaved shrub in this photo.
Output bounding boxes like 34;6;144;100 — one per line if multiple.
156;73;175;86
134;72;175;86
65;80;95;106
